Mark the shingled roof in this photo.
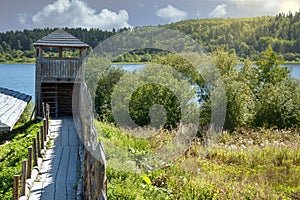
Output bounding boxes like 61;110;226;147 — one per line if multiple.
0;88;32;131
33;29;89;48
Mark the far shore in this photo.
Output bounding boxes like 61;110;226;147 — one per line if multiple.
1;60;300;65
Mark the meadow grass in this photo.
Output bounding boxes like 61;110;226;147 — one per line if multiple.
96;121;300;200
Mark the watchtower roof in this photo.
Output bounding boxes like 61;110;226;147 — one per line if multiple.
33;29;89;48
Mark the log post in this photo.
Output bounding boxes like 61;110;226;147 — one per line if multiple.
21;160;26;196
13;175;19;200
27;147;32;179
40;127;44;150
41;125;46;143
37;132;41;157
42;102;45;118
32;138;38;166
43;118;47;136
46;104;50;132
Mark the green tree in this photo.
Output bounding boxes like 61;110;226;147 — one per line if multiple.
254;46;300;128
255;79;300;128
111;64;198;129
256;45;289;86
95;67;124;122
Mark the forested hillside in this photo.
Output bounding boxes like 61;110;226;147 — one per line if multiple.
0;11;300;62
0;28;122;62
165;11;300;61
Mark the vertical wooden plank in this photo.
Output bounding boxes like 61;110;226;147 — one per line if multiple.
13;175;19;200
32;138;38;167
27;147;32;179
21;160;26;196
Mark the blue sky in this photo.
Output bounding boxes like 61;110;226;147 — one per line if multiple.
0;0;300;32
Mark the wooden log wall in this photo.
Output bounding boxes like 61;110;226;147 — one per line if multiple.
73;82;106;200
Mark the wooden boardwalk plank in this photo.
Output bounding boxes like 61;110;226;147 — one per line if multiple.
67;145;79;182
29;117;81;200
68;125;79;146
61;126;69;146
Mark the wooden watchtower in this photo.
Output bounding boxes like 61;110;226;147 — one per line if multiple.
33;29;89;117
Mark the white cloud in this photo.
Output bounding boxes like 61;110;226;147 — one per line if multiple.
278;0;300;14
210;4;227;18
19;0;131;31
228;0;300;15
156;4;187;23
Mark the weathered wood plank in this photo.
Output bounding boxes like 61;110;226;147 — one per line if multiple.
67;145;79;182
68;125;79;146
0;87;31;131
29;118;80;200
41;59;83;80
61;126;69;146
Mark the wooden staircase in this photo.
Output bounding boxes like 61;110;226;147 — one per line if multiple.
41;83;74;117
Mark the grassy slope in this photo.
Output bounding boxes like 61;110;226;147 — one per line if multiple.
96;121;300;199
0;121;41;200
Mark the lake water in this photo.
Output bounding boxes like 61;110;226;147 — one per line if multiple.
114;63;300;79
0;63;299;102
0;64;35;101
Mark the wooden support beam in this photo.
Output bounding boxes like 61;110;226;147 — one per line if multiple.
59;47;63;58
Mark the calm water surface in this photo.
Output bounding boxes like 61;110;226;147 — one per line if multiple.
115;63;300;79
0;63;299;103
0;64;35;101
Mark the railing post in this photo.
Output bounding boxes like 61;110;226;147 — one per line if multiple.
42;102;45;119
43;118;47;136
13;175;19;200
21;160;26;196
46;104;50;133
40;127;44;150
27;147;32;179
41;125;46;143
32;138;38;167
37;132;41;157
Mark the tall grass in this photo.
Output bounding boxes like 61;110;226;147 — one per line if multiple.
96;121;300;199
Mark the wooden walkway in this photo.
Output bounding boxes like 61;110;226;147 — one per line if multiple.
30;117;81;200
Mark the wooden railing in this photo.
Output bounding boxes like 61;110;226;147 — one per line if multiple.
39;58;83;81
74;82;107;200
13;104;50;200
